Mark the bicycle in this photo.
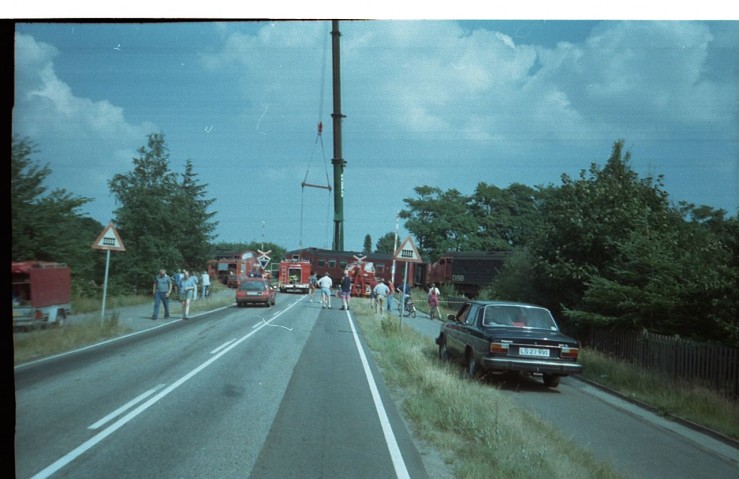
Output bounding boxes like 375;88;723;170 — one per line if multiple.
397;294;417;318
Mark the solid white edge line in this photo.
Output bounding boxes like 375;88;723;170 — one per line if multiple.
346;311;411;479
30;297;304;479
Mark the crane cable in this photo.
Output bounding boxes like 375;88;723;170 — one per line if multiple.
300;26;332;249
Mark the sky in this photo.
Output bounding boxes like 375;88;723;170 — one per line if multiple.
9;10;738;253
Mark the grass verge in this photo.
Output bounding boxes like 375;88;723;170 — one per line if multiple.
13;286;235;365
353;307;624;479
578;348;739;440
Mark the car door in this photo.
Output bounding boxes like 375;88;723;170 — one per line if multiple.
458;304;483;353
444;302;471;357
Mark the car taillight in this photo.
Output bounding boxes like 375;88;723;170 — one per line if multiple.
490;342;510;355
561;346;579;360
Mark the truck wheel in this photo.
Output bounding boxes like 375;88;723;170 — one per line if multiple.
54;310;66;328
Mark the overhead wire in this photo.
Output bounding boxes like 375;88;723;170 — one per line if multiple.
300;24;332;249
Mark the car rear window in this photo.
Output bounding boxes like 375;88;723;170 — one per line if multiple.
482;305;558;330
240;281;266;291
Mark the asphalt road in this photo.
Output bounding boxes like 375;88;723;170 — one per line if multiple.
14;294;432;478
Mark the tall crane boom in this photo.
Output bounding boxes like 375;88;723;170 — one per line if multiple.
330;19;346;251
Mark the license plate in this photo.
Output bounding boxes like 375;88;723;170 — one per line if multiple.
247;292;261;296
519;347;550;357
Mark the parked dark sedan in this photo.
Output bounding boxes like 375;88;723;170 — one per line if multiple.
236;278;276;307
435;300;583;388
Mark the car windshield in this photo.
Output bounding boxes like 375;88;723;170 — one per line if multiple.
482;305;558;330
240;281;266;292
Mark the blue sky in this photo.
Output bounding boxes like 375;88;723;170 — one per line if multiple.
12;18;738;252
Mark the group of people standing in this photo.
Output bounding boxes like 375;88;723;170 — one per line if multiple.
307;270;442;318
152;268;212;320
308;271;354;311
152;265;440;320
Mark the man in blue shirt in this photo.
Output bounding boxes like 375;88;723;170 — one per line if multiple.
152;269;172;320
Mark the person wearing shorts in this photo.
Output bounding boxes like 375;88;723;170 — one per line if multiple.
317;272;333;309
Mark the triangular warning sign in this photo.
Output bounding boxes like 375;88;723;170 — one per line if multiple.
393;236;423;263
92;223;126;251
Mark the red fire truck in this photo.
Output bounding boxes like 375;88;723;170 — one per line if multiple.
207;250;265;288
278;259;312;294
12;261;72;328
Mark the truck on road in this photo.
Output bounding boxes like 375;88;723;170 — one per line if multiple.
12;261;72;329
278;259;312;294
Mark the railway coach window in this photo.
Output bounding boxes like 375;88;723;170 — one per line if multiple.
317;259;325;268
328;259;336;269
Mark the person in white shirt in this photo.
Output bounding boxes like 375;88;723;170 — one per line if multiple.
317;272;334;309
428;283;441;320
201;271;211;299
373;280;390;314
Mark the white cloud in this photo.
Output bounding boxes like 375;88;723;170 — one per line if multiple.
13;32;157;220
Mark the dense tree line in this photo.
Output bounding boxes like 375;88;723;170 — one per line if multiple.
400;141;738;346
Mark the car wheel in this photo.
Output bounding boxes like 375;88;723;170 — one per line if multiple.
438;337;449;362
466;351;479;379
543;373;561;388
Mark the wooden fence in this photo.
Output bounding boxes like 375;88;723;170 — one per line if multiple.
583;329;739;399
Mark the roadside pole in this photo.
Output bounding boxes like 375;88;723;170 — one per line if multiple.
393;235;423;332
91;223;126;324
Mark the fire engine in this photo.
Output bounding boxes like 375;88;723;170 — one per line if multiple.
278;259;312;294
207;250;266;288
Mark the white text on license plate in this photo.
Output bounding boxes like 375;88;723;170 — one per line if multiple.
519;347;550;357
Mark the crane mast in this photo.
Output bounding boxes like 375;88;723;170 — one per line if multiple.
330;20;346;251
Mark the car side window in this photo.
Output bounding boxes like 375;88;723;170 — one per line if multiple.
466;305;480;325
456;303;471;323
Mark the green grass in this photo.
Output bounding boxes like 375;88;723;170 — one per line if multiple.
578;348;739;440
354;307;624;479
13;311;128;364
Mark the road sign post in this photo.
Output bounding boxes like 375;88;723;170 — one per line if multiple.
92;224;125;323
393;236;423;330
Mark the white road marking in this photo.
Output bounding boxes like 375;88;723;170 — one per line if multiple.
88;384;166;430
346;310;411;479
210;338;237;354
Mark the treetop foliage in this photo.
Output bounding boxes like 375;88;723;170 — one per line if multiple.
400;140;737;345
